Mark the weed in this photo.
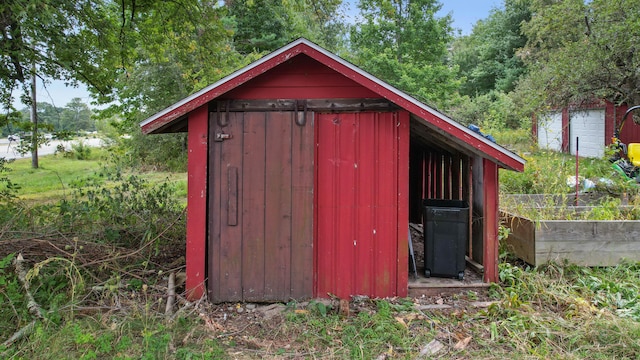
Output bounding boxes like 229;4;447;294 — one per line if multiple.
70;141;92;160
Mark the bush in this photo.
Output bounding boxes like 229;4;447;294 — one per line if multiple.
57;166;186;249
70;141;92;160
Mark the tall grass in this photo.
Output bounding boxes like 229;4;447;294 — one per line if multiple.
1;150;187;203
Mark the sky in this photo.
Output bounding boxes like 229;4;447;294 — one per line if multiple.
11;0;501;111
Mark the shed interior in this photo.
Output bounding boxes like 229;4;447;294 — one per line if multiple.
408;115;488;284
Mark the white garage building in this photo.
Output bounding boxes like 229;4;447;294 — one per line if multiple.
534;101;635;158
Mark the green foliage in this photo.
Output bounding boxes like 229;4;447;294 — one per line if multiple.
229;0;344;55
0;152;106;202
349;0;462;110
14;99;94;133
500;150;633;195
114;131;188;172
0;157;19;200
289;299;429;359
479;261;640;358
452;0;531;96
3;309;227;359
0;253;27;338
95;1;248;130
517;0;640;111
0;0;120;108
69;141;92;160
448;90;531;132
57;166;185;248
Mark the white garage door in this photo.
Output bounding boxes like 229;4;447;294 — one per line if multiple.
569;109;605;158
537;112;563;152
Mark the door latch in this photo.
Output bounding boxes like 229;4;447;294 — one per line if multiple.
214;132;232;142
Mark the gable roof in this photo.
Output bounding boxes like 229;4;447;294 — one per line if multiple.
140;38;524;171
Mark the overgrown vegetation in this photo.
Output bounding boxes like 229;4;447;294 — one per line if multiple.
3;0;640;357
499;148;640;221
1;148;640;358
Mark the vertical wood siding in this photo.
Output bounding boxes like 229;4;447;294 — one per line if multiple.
420;150;468;201
208;111;313;302
185;105;209;300
315;111;409;299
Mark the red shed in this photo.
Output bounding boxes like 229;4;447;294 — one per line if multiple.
140;38;525;302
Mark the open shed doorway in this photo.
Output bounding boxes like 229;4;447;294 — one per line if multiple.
407;118;488;295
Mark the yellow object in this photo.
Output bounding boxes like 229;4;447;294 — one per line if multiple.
628;143;640;166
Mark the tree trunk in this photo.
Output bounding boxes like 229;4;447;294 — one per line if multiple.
30;65;38;169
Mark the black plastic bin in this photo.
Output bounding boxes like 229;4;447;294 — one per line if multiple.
423;199;469;280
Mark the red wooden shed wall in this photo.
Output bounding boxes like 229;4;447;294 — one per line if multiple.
315;111;409;298
221;55;379;100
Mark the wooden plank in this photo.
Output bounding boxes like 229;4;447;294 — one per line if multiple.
217;98;396;112
537;220;640;241
241;112;266;302
482;160;499;283
264;112;293;301
185;104;208;300
409;146;424;224
535;220;640;266
536;249;640;267
451;155;461;200
501;212;536;266
218;112;244;302
290;111;314;299
537;240;640;254
227;167;238;226
207;112;222;302
463;156;472;260
471;157;484;263
435;153;443;199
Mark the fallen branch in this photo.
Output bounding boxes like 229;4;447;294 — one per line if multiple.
1;319;36;348
14;253;45;320
165;272;175;318
2;253;48;351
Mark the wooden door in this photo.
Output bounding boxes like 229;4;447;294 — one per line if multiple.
208;111;314;302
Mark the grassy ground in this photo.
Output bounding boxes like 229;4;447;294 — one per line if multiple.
2;263;640;359
2;150;187;203
2;149;640;359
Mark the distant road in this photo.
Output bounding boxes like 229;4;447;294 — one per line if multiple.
0;137;105;160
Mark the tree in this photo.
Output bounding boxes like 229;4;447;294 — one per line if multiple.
61;98;93;132
227;0;345;54
97;1;249;130
0;0;121;108
349;0;461;110
452;0;531;96
517;0;640;116
1;0;122;167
